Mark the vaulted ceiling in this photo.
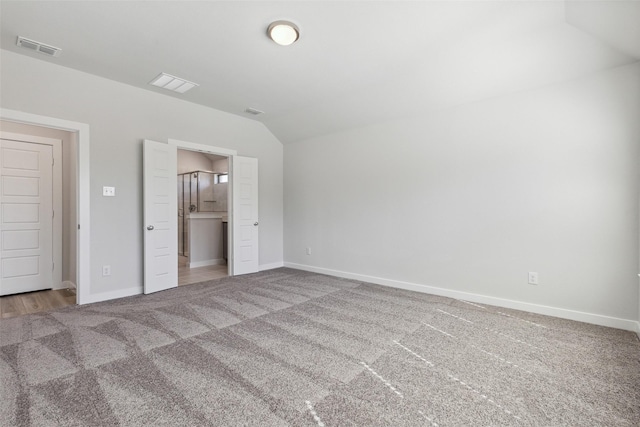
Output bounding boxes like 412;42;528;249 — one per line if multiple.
1;1;639;144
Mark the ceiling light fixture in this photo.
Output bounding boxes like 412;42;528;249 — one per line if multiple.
267;21;299;46
149;72;198;94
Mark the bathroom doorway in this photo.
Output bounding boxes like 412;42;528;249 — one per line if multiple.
144;138;259;294
177;149;229;286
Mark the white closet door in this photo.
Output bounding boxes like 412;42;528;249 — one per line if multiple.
0;139;53;295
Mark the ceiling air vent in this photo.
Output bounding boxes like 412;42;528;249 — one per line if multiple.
244;108;265;116
16;36;62;57
149;72;198;94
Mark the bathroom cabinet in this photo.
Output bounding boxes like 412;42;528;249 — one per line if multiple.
187;212;226;268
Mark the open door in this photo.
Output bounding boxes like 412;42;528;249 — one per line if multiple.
143;139;177;294
232;156;259;275
0;139;54;295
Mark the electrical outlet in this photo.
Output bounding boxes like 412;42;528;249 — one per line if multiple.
306;247;312;255
102;265;111;276
103;186;115;197
528;272;538;285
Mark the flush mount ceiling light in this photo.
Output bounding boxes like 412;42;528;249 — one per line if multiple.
268;20;299;46
16;36;62;57
149;72;198;94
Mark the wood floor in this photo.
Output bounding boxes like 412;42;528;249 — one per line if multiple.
0;288;76;319
0;263;229;318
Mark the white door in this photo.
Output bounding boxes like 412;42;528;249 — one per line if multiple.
0;139;53;295
143;139;177;294
232;156;259;275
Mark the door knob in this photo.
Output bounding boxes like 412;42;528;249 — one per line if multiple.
254;222;259;226
147;225;154;230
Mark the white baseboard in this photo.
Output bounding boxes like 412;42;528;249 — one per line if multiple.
62;280;76;292
52;280;73;291
79;285;143;305
77;261;285;305
188;258;226;268
260;261;284;271
284;262;639;332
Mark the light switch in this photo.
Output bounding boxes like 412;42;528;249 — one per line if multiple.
103;186;115;197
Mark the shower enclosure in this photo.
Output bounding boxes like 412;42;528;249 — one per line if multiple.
177;170;228;256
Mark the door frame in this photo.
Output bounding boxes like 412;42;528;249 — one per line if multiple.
168;139;237;275
0;132;63;291
0;108;90;304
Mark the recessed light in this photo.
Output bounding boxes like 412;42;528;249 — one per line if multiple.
268;21;300;46
149;72;198;94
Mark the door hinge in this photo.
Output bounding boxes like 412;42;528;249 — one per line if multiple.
52;262;55;271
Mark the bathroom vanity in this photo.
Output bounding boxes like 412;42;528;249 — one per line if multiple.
187;212;227;268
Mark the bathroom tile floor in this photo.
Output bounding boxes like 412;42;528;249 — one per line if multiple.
178;263;228;286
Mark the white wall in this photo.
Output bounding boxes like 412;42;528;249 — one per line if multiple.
212;158;229;173
285;62;640;328
177;149;213;174
0;120;78;287
0;50;283;301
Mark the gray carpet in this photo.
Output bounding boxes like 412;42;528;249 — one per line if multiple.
1;268;639;426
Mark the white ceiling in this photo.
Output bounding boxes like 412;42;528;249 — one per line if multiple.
1;1;639;144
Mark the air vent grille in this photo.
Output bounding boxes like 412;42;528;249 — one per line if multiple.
16;36;62;57
245;108;265;116
149;72;198;94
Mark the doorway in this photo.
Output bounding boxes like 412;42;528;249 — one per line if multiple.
0;109;90;305
0;122;78;313
177;149;230;286
144;138;260;295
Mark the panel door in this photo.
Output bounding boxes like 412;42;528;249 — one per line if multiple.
0;139;53;295
232;156;259;275
143;139;177;294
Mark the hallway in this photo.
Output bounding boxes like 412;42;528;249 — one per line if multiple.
0;288;76;318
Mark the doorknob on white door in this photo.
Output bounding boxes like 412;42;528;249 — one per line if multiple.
147;225;154;230
254;222;259;226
